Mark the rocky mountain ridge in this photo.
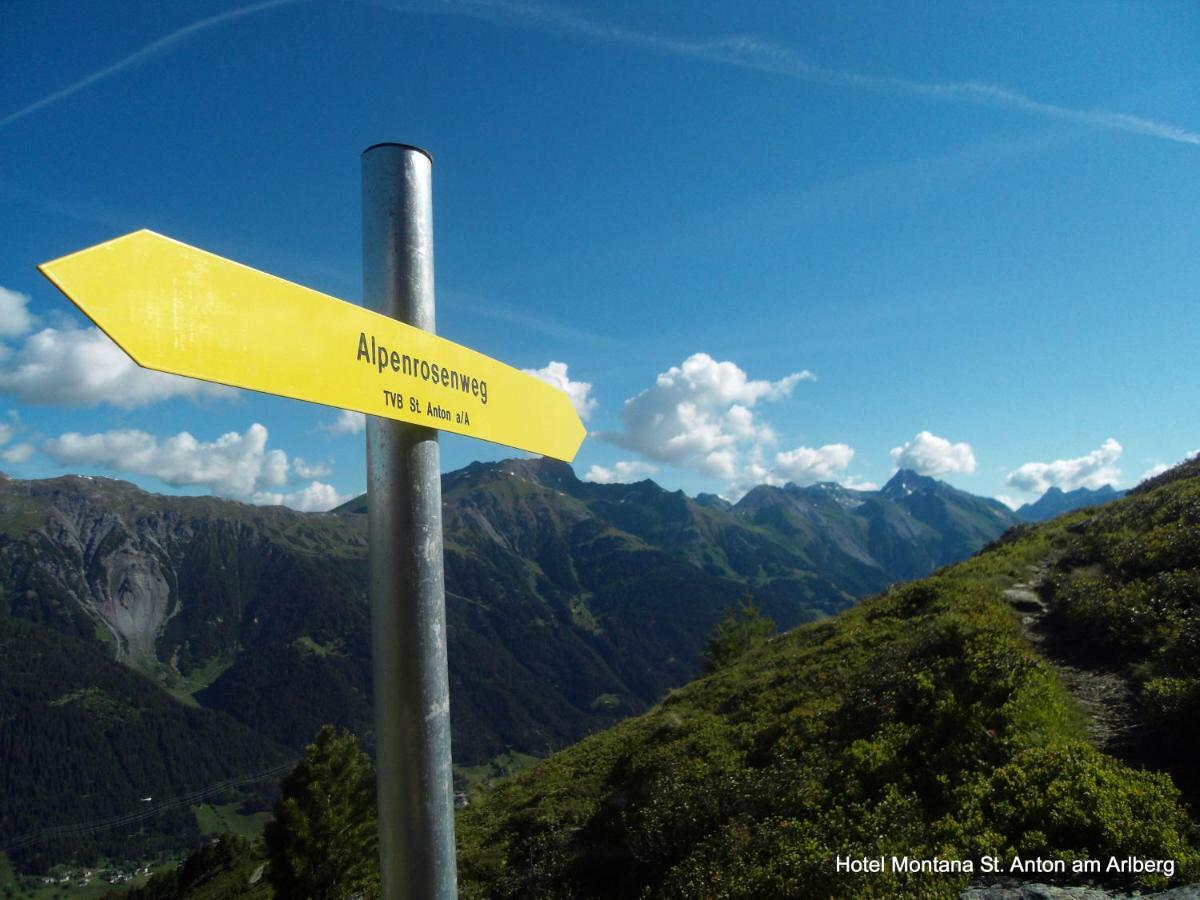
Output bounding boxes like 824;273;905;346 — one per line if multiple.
1015;483;1126;522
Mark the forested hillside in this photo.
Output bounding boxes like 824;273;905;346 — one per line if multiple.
0;616;287;872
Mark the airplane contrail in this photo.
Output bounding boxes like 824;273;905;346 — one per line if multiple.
404;0;1200;147
0;0;304;130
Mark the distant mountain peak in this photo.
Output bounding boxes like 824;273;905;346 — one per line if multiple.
881;469;939;498
495;456;579;487
1016;483;1126;523
441;457;583;493
733;484;792;511
694;492;731;510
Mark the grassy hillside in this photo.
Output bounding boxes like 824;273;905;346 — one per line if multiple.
1036;456;1200;803
455;461;1200;898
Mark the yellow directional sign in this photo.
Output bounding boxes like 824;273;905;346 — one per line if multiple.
39;230;586;461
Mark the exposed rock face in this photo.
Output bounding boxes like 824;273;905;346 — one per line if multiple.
40;503;175;664
0;476;339;670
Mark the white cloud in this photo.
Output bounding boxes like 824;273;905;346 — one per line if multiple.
42;423;290;497
0;286;36;338
584;460;659;484
1138;450;1200;483
251;481;349;512
603;352;857;497
0;325;233;408
1006;438;1123;495
292;457;332;479
1139;463;1171;482
522;361;597;422
841;475;879;492
324;410;366;435
610;352;812;473
1;443;34;464
773;444;855;485
0;409;32;464
890;430;977;476
995;494;1024;511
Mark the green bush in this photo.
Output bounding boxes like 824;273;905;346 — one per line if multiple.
952;742;1200;890
702;599;775;673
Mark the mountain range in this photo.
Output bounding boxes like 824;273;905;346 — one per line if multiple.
1014;483;1125;522
0;459;1020;869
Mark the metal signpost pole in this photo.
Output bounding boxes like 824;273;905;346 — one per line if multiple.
361;143;458;899
41;140;584;896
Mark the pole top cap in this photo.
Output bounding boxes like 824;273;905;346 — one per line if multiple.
362;142;433;163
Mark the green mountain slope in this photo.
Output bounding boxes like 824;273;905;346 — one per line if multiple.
0;616;288;873
455;460;1200;898
0;460;1015;768
1035;455;1200;800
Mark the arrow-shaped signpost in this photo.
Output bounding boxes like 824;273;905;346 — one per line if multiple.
38;143;585;900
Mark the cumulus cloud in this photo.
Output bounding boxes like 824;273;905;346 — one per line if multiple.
0;325;233;408
0;408;33;465
324;410;366;435
842;475;879;492
995;495;1024;511
251;481;349;512
522;361;597;421
773;443;855;485
1139;463;1171;482
42;423;290;497
1138;450;1200;484
0;443;34;464
1006;438;1122;495
292;457;332;479
601;352;867;497
0;286;36;338
890;430;977;476
610;352;813;476
40;422;350;510
584;460;659;484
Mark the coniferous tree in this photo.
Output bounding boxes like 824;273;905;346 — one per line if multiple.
702;596;775;673
263;726;378;899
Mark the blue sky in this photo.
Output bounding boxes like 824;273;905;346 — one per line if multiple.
0;0;1197;510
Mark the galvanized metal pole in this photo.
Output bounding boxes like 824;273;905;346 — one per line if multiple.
361;143;458;900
